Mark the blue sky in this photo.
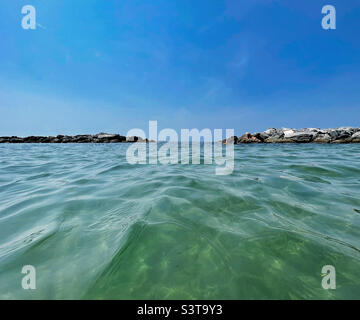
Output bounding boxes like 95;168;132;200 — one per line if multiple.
0;0;360;136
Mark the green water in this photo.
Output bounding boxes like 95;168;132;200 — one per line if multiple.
0;144;359;299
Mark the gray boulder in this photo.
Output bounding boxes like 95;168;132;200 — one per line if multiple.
222;136;238;144
351;131;360;143
283;130;315;143
313;133;331;143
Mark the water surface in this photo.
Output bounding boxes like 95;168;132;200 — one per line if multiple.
0;144;359;299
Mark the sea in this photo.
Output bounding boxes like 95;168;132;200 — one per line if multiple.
0;143;359;299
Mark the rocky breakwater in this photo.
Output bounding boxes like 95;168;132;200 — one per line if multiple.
223;127;360;144
0;133;154;143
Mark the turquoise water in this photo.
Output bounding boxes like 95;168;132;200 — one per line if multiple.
0;143;359;299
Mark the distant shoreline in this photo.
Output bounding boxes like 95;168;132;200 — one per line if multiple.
1;127;360;144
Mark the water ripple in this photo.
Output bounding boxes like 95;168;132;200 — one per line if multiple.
0;144;359;299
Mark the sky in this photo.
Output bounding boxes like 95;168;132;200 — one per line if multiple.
0;0;360;136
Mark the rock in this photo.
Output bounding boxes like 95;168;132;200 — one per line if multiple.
335;132;352;140
331;138;352;144
126;136;138;142
264;137;293;143
101;134;126;143
126;136;148;143
222;136;238;144
313;133;331;143
238;132;262;143
245;126;360;143
351;132;360;143
61;136;72;143
1;127;360;144
320;129;338;140
337;127;357;134
71;135;92;143
277;128;293;133
284;131;315;143
264;130;286;143
0;133;143;143
252;132;265;142
0;137;11;143
95;133;117;139
283;129;295;138
329;129;352;143
306;128;320;132
264;128;277;136
258;132;269;141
